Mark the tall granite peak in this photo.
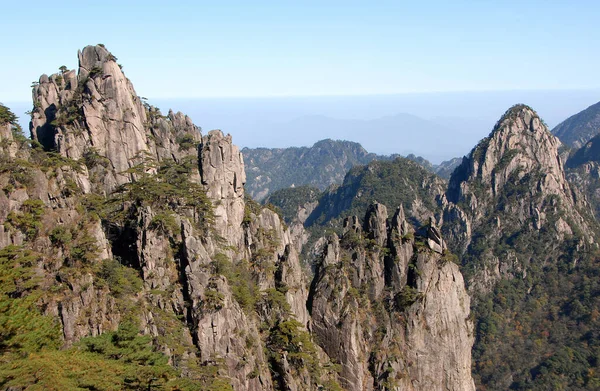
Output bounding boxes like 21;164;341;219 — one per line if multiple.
30;44;201;194
448;104;567;206
78;44;113;75
443;103;596;291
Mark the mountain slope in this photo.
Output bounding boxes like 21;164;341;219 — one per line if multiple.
243;138;456;201
242;139;397;200
552;100;600;148
305;157;445;229
443;104;600;390
565;133;600;226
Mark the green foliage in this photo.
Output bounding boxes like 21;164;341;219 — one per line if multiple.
5;199;45;239
113;156;214;231
203;288;225;311
49;225;73;248
265;185;321;224
494;148;519;172
0;158;34;188
0;320;187;390
179;357;234;391
69;229;100;265
395;285;422;308
243;193;263;225
268;319;319;375
149;211;179;236
264;288;291;314
440;249;460;265
176;134;198;151
306;157;442;228
468;216;600;390
321;379;344;391
95;259;142;297
0;103;18;125
83;147;110;169
0;246;62;355
29;149;84;174
212;254;259;314
89;66;104;78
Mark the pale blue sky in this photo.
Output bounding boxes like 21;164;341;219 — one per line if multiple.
2;1;600;102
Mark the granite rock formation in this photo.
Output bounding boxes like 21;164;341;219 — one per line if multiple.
0;46;476;391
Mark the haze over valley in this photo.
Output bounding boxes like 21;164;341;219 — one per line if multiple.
7;89;600;163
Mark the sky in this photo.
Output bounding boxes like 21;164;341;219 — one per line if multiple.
3;1;600;162
2;1;600;102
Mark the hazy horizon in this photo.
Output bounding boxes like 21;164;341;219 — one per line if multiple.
7;89;599;163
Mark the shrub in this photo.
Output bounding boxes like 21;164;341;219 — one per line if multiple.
149;211;179;236
5;199;45;239
203;288;225;311
211;254;259;314
395;286;422;308
0;103;17;125
49;225;73;248
95;259;142;297
176;134;197;151
268;319;319;375
83;148;110;169
69;230;100;264
89;66;104;78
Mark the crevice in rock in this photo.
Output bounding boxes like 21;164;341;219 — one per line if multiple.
178;227;199;348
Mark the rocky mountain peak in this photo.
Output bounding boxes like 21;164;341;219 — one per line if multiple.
363;202;388;247
443;104;596;292
448;104;567;207
30;45;201;194
78;44;113;75
2;44;480;391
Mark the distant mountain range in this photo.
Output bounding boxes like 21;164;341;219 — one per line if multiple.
552;101;600;148
244;112;481;163
243;139;462;200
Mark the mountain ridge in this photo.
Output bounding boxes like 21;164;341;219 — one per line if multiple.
552;100;600;149
243;139;460;200
0;44;476;391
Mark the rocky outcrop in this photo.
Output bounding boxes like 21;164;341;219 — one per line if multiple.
1;45;477;391
30;45;201;194
0;122;19;159
309;202;475;391
199;129;246;247
443;105;596;292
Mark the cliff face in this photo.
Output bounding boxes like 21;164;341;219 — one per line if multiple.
309;204;474;391
30;45;201;195
0;46;475;391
